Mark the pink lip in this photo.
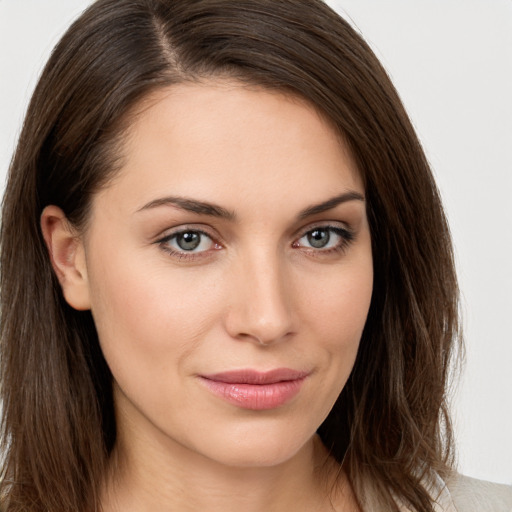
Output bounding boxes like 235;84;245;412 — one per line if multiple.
199;368;309;410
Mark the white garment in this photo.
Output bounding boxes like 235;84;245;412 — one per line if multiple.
396;473;512;512
444;474;512;512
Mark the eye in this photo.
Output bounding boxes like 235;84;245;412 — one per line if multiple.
305;228;334;249
293;225;354;253
158;229;221;258
174;231;205;251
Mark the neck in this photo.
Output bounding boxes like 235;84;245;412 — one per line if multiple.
101;430;354;512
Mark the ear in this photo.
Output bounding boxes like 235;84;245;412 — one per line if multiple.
40;205;91;311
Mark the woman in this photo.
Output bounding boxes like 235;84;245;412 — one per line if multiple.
1;0;510;511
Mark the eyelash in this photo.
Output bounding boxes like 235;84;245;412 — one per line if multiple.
157;228;221;261
156;224;355;262
292;225;355;257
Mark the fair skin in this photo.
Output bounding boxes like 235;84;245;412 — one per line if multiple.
41;81;372;511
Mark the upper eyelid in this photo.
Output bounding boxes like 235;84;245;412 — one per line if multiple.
156;225;218;243
294;220;352;238
295;225;353;244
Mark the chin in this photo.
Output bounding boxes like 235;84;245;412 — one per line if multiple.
186;417;318;469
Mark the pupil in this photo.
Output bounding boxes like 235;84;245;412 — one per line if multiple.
307;229;330;248
177;232;201;251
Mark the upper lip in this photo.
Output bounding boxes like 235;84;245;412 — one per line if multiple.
200;368;310;385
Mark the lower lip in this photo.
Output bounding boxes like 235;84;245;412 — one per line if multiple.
199;377;306;410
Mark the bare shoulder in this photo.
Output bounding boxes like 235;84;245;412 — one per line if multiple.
445;473;512;512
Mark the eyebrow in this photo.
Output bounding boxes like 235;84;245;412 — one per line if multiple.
297;191;365;219
137;196;236;220
137;190;364;221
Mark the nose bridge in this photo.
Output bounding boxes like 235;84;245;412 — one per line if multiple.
226;245;293;345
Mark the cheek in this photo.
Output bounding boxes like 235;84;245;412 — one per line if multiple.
301;257;373;397
86;248;225;382
302;261;373;344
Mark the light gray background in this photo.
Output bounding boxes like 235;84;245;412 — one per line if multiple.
1;0;511;485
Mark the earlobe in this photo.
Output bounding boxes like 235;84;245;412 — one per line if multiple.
40;205;91;311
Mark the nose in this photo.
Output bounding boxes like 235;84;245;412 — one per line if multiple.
224;249;294;345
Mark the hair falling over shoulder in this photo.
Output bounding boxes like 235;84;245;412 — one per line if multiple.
0;1;461;510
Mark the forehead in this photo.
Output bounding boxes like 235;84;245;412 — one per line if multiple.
97;80;363;216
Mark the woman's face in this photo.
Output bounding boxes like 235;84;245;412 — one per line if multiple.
79;82;373;468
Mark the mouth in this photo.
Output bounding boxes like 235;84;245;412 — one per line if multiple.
198;368;309;410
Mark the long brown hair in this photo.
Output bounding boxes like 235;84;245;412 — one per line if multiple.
0;1;460;510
